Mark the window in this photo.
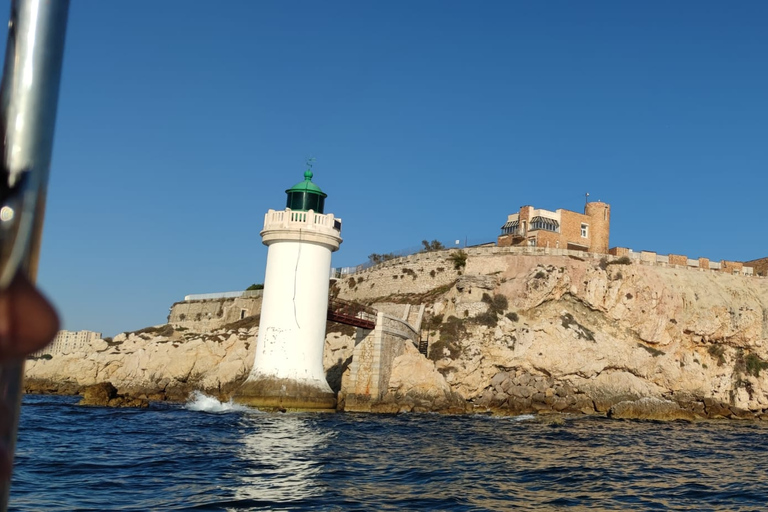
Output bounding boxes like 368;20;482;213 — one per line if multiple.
501;220;519;235
528;238;536;246
581;223;588;238
529;216;559;232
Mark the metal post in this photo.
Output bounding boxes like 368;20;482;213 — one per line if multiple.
0;1;69;509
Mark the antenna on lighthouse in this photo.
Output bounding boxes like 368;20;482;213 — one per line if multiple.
306;157;315;170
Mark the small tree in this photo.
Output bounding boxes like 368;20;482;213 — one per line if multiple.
369;252;397;265
246;283;264;291
421;239;446;252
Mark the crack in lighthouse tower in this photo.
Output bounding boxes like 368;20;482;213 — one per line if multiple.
234;169;342;411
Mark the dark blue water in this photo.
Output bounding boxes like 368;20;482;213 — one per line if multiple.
8;394;768;511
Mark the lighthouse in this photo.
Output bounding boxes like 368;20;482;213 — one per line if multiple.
234;169;342;411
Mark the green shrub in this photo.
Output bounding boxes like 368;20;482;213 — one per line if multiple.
221;314;260;331
473;312;498;327
246;283;264;291
428;339;460;362
369;252;397;264
601;255;632;270
133;324;175;337
421;240;445;252
429;314;466;361
491;294;508;312
745;353;768;377
438;316;466;343
448;250;467;270
427;314;444;330
505;312;519;322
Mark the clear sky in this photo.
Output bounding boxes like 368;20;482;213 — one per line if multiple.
3;1;766;336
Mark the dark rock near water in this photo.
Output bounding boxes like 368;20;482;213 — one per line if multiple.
79;382;149;408
608;397;695;422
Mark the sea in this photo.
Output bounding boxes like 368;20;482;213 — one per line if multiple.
7;393;768;511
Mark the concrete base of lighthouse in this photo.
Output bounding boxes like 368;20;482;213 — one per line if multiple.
234;375;337;411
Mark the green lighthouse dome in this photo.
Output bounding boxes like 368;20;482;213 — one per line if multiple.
285;170;327;213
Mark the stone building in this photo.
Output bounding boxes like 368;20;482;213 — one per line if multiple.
35;329;103;356
743;257;768;277
497;201;610;254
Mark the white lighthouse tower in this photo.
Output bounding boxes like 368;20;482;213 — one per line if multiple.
234;169;342;411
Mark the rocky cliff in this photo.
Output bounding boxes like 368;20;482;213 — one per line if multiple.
26;247;768;419
333;248;768;419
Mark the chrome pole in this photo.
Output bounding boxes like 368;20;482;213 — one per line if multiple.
0;1;68;509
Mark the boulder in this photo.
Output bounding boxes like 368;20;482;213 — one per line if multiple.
608;397;695;422
79;382;117;406
79;382;149;408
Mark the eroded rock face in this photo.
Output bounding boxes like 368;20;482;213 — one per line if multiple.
26;250;768;419
25;324;357;407
338;250;768;420
342;342;469;414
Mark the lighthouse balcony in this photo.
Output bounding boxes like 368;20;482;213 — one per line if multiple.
260;208;343;250
263;208;342;233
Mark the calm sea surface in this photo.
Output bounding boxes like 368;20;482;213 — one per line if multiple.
8;393;768;511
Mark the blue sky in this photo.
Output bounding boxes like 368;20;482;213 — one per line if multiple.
3;1;766;336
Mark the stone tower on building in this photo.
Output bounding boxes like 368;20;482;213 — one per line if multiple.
498;200;610;254
234;169;342;410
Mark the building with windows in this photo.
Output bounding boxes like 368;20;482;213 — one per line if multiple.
35;329;103;356
497;201;610;254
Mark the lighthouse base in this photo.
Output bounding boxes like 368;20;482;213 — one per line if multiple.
233;376;337;412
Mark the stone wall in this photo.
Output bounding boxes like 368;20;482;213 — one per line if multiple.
341;312;417;411
745;257;768;277
168;295;262;331
605;248;754;276
333;250;463;303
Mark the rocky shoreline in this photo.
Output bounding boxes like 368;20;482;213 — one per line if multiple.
25;250;768;422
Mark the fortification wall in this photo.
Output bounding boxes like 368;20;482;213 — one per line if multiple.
333;251;464;302
168;296;262;331
609;247;754;275
336;246;758;301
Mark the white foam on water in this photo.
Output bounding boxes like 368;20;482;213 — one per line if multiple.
184;391;255;413
511;414;536;422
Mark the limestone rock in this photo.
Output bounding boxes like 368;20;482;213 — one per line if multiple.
335;249;768;418
26;248;768;418
385;343;469;412
608;397;695;422
79;382;148;408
